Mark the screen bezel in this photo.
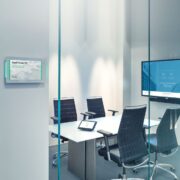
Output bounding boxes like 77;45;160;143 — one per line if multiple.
141;59;180;104
78;120;97;131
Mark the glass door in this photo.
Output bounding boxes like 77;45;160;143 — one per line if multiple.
54;0;153;179
148;0;180;179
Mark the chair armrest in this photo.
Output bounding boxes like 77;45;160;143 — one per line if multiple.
97;129;113;161
85;111;96;118
51;116;58;123
97;129;113;137
51;132;58;138
85;111;96;116
80;112;90;120
108;109;119;116
51;116;58;120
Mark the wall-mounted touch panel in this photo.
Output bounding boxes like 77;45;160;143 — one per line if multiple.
4;57;45;83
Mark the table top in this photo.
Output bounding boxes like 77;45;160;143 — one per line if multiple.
49;115;159;143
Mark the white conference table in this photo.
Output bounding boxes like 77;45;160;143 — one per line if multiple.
49;115;159;180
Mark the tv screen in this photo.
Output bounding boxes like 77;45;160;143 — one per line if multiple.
142;59;180;99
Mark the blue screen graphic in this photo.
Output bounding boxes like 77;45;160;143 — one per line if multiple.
142;60;180;97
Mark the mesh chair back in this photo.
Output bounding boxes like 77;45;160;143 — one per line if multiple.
157;108;180;153
117;105;147;163
53;98;77;124
87;97;105;118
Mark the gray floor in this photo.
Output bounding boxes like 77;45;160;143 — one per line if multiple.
49;145;180;180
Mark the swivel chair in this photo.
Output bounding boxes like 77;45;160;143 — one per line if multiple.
86;97;118;148
144;108;180;180
51;97;88;167
86;97;118;118
98;105;148;179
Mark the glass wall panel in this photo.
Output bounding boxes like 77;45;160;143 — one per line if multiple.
59;0;126;179
149;0;180;179
49;0;157;180
130;0;151;179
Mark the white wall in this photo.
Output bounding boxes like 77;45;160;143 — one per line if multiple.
0;0;49;180
123;0;132;106
130;0;180;138
130;0;148;108
49;0;125;130
149;0;180;120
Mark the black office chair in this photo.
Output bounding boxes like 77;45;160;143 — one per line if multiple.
98;105;148;179
86;97;118;148
51;98;88;167
86;97;118;118
145;108;180;180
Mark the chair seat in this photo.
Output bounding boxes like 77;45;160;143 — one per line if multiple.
112;179;144;180
110;147;148;166
98;144;122;166
99;144;146;166
110;147;121;165
61;136;68;142
147;134;176;154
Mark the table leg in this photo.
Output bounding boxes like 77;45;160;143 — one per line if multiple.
86;140;96;180
68;140;96;180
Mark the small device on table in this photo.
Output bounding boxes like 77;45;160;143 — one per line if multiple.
78;120;97;131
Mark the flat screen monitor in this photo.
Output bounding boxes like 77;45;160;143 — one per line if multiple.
142;59;180;102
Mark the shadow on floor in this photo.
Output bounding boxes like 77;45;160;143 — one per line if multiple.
49;145;180;180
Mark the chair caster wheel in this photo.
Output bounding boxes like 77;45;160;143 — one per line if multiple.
52;162;57;168
53;154;57;159
118;174;123;178
170;167;175;172
133;169;138;174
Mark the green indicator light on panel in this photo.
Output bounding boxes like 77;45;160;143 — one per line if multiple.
8;60;10;80
4;60;10;80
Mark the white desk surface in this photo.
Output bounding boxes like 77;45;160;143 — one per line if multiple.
49;115;159;143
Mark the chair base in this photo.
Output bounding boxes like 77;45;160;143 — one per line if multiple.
150;162;178;180
111;170;145;180
133;161;154;172
112;178;144;180
133;161;178;180
52;151;68;168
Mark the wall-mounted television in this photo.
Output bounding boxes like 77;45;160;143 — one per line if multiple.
142;59;180;104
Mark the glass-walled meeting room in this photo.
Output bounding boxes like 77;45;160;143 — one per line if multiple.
48;0;180;180
147;0;180;180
